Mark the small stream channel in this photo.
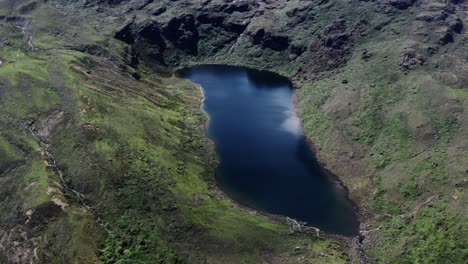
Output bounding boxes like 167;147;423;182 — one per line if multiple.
179;65;359;236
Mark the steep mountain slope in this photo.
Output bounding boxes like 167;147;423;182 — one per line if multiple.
0;0;466;263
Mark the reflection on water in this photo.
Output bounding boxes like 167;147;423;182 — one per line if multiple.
281;108;302;136
179;65;359;236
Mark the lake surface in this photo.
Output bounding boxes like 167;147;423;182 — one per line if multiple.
179;65;359;236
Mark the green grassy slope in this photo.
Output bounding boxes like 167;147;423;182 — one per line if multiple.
180;1;468;262
0;1;349;263
0;0;466;263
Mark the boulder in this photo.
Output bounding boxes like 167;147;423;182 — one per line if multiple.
400;44;425;70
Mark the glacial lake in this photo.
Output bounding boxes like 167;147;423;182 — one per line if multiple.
179;65;359;236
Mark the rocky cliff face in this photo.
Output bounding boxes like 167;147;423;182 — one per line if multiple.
0;0;466;263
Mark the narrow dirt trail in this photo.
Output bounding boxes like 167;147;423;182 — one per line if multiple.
27;125;109;232
0;15;35;51
18;23;35;51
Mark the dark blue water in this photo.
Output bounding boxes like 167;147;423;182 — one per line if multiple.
179;65;358;236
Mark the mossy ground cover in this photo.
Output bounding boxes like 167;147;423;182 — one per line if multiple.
0;15;105;262
1;0;466;263
0;1;350;263
73;57;349;263
294;8;468;263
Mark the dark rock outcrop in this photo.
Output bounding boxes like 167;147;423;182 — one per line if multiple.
252;29;289;51
415;11;449;22
26;202;64;228
399;42;425;70
304;19;367;73
224;3;251;14
222;20;248;34
447;15;463;33
317;19;352;51
379;0;417;13
139;21;166;48
115;23;136;44
197;13;225;26
114;20;166;63
411;0;463;46
382;0;416;10
18;1;39;14
115;20;166;49
152;6;167;16
436;26;454;45
74;44;112;57
286;5;313;27
97;0;130;5
162;14;199;55
290;44;307;56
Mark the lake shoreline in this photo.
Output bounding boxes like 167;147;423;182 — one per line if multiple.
176;64;360;236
